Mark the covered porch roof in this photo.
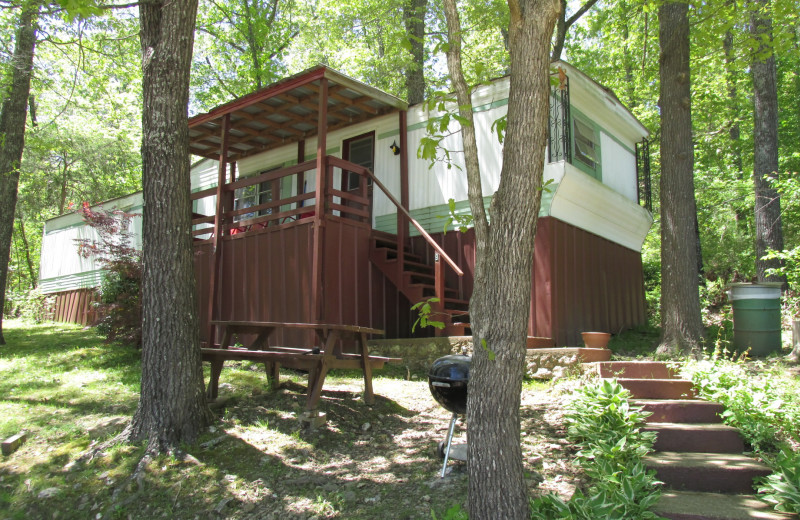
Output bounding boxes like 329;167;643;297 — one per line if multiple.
188;65;408;162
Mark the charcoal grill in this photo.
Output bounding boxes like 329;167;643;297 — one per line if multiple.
428;354;470;477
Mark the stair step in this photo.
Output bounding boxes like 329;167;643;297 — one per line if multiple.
614;378;696;399
644;452;772;494
634;399;725;424
645;423;744;453
655;491;794;520
383;257;433;272
409;283;458;297
404;271;435;283
373;245;424;264
587;361;680;379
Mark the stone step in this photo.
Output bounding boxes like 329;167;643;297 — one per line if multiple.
645;423;745;453
655;491;795;520
615;378;696;399
634;399;725;424
532;347;611;363
587;361;680;379
645;452;772;494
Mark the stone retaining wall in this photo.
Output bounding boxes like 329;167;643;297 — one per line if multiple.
368;337;583;381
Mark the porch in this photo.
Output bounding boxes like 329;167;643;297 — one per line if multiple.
187;66;467;348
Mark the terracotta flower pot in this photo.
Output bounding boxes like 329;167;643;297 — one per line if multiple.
581;332;611;349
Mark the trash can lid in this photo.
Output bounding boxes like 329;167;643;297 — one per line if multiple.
727;282;782;300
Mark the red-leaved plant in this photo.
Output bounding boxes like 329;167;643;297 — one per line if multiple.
75;202;142;348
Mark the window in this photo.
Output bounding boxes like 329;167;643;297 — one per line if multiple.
573;117;598;170
344;134;374;191
233;168;279;222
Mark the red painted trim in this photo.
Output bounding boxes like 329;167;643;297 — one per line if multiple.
207;114;231;345
311;78;329;323
398;111;409;297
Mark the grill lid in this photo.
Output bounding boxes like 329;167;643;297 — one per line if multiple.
428;354;470;415
428;354;471;383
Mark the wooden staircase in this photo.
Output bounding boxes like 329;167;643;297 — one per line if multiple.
369;231;470;336
585;361;793;520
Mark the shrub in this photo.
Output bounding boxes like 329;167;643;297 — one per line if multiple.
530;380;663;519
75;203;142;348
683;349;800;514
758;448;800;514
682;351;800;452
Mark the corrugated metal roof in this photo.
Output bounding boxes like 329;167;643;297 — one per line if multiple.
188;65;408;162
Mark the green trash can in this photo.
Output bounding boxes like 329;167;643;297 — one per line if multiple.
728;283;782;356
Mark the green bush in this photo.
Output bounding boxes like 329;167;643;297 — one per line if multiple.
683;352;800;514
758;448;800;514
683;354;800;452
6;288;55;323
530;380;663;519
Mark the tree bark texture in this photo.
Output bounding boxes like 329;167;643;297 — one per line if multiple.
442;0;559;517
403;0;427;105
126;0;214;451
0;2;39;346
750;0;784;284
657;2;704;355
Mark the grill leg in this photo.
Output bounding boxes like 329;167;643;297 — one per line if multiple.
440;413;458;478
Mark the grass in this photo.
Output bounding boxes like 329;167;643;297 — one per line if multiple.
0;320;481;519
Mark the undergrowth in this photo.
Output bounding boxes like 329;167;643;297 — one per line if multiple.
682;340;800;514
529;379;664;519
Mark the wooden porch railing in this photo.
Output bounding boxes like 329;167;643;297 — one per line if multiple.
327;157;464;312
192;155;464;330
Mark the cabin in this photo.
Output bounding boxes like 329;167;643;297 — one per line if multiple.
39;61;653;346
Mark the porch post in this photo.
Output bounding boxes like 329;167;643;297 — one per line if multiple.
397;110;409;294
207;113;230;346
311;77;328;323
296;140;305;210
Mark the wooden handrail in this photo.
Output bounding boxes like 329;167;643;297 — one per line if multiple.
328;156;463;277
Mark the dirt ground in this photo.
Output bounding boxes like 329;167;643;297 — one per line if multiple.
190;372;584;520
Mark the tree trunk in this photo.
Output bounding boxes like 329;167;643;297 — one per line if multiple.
550;0;598;62
750;0;784;284
442;0;559;517
657;1;703;355
123;0;214;451
0;2;40;346
16;217;37;289
403;0;427;105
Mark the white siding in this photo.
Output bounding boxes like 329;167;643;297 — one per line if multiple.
39;193;143;293
600;132;638;203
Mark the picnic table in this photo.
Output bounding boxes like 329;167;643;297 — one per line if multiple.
201;321;397;413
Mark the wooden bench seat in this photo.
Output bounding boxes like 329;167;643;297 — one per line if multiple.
203;321;393;413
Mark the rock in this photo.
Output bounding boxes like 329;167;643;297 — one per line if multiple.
37;487;60;499
361;422;371;432
532;368;554;380
214;497;232;513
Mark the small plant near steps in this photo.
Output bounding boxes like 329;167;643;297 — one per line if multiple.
584;360;795;519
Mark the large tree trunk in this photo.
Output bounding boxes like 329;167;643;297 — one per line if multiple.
750;0;784;284
442;0;559;517
123;0;214;451
657;1;703;355
0;2;39;346
403;0;427;104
